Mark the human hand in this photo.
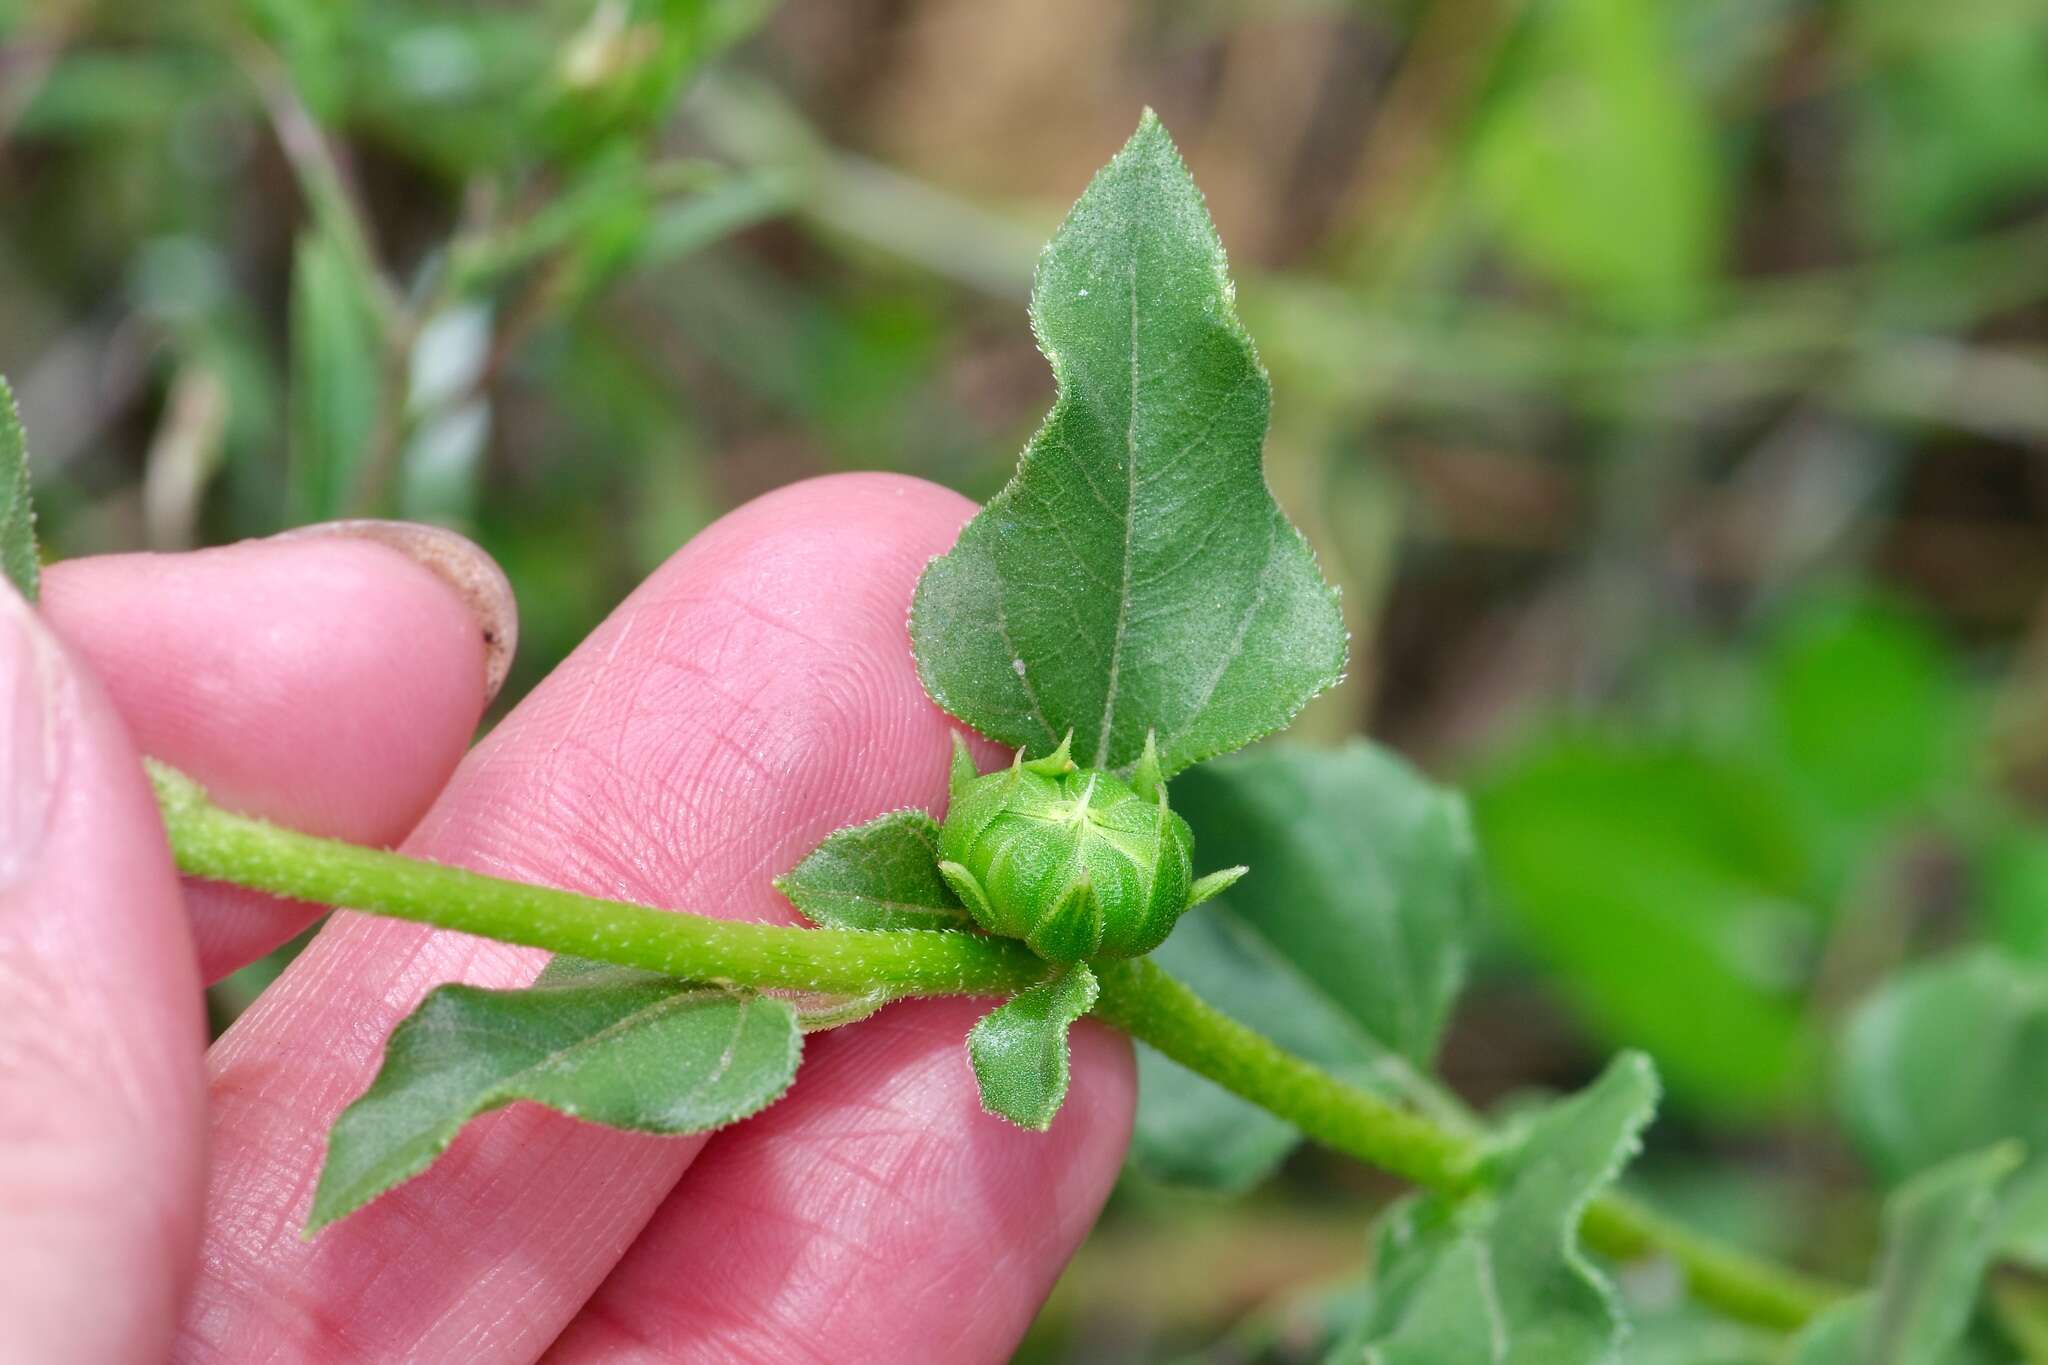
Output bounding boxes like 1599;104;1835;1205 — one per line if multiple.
0;474;1135;1363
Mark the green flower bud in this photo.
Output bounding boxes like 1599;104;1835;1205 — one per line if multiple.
937;732;1245;963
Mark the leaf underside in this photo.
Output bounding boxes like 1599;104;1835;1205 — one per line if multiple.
968;961;1100;1130
0;377;39;602
309;956;801;1233
774;809;973;932
1132;742;1478;1192
910;110;1346;779
1332;1053;1660;1365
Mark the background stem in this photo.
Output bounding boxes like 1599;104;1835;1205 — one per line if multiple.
151;760;1847;1333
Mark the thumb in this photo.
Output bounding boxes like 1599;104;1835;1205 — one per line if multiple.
0;583;207;1363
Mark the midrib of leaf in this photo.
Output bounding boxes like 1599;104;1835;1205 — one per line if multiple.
432;985;752;1115
909;111;1345;779
1095;251;1141;768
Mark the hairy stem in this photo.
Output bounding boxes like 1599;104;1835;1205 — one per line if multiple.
1091;957;1845;1333
151;763;1045;998
154;761;1845;1333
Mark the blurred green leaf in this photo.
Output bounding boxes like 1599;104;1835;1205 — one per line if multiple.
0;377;40;602
1131;743;1477;1191
1623;1307;1775;1364
1850;0;2048;245
1760;593;1968;825
1183;744;1477;1065
1475;737;1820;1116
1839;948;2048;1185
1472;0;1724;322
1790;1144;2019;1364
968;961;1099;1131
311;955;802;1233
286;228;384;522
911;113;1346;776
776;810;975;932
540;0;776;159
1329;1053;1660;1364
1978;826;2048;965
15;50;239;137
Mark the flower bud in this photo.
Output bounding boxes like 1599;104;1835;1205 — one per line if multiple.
937;733;1245;963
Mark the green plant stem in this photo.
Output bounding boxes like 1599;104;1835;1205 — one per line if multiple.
152;761;1846;1333
151;763;1044;999
1089;957;1843;1334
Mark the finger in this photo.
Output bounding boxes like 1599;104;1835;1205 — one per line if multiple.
547;1001;1134;1363
40;523;509;979
0;585;208;1363
174;474;1031;1362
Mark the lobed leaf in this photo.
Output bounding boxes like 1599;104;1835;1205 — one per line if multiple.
774;809;972;932
1330;1053;1661;1365
1130;742;1478;1192
310;955;801;1233
967;961;1099;1131
910;111;1346;779
1790;1145;2019;1365
0;377;38;602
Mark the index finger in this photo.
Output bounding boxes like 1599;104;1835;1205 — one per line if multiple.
172;474;1029;1362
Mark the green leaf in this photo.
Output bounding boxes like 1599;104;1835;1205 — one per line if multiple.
1790;1145;2020;1365
1473;737;1820;1116
1839;948;2048;1187
1848;0;2048;246
967;961;1099;1131
1471;0;1723;324
287;228;383;522
0;377;39;602
909;111;1346;778
1331;1053;1660;1365
1760;594;1967;825
1130;742;1478;1192
310;956;802;1233
774;810;972;932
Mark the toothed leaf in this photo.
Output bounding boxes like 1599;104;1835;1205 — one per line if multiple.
310;957;801;1233
910;111;1345;778
0;377;38;601
775;810;972;932
968;962;1100;1129
1330;1054;1660;1365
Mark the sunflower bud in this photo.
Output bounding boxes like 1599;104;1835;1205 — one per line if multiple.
937;733;1245;963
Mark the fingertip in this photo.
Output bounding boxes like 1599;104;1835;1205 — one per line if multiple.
43;535;491;845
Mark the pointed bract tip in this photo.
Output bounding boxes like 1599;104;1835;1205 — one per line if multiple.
1188;865;1248;909
949;732;979;797
1130;730;1164;803
1024;730;1078;775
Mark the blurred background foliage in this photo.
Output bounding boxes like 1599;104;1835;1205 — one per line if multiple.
7;0;2048;1357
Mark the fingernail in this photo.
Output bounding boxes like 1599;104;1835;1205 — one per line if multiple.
273;520;519;702
0;586;63;891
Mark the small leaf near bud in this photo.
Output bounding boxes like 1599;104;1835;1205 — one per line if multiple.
968;961;1100;1129
948;732;980;799
1130;730;1164;804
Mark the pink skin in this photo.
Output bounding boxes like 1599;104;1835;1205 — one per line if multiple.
42;540;493;980
0;474;1133;1363
0;591;207;1363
